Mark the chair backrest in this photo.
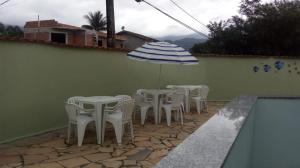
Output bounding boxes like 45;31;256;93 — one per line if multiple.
115;95;132;101
65;103;78;122
169;93;184;107
200;85;210;99
119;99;135;122
166;85;175;89
132;93;147;105
136;89;145;95
136;89;153;99
190;86;210;99
67;96;84;106
173;88;185;95
108;95;132;111
190;88;201;97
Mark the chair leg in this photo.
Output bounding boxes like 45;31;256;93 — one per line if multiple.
122;124;125;137
196;101;201;114
165;108;172;126
67;122;72;144
129;120;134;142
180;108;184;125
159;107;163;124
77;123;88;146
133;108;136;121
175;109;179;122
111;121;123;145
181;103;185;113
189;101;192;114
140;107;148;125
204;101;208;112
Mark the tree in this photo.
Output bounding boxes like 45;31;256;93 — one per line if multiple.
0;22;23;37
0;22;5;34
82;11;107;31
5;25;23;37
191;0;300;56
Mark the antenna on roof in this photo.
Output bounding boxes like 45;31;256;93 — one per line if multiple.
35;14;40;40
38;14;40;34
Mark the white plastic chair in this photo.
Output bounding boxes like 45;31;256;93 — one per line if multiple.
173;88;186;113
159;93;184;126
132;93;153;125
136;89;153;103
103;98;135;145
64;103;96;146
67;96;84;104
67;96;94;115
104;95;131;112
190;86;210;113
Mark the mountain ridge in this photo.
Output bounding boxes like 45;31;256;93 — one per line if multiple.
154;33;207;50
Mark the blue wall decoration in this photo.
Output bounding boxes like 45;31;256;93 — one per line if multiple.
263;64;271;72
252;60;287;73
274;60;284;70
253;65;259;72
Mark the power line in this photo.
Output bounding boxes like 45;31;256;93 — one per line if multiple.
0;0;25;9
136;0;208;38
0;0;11;6
169;0;209;32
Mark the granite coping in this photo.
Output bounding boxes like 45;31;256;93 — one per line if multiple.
155;96;258;168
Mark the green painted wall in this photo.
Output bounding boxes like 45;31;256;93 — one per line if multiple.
0;41;299;142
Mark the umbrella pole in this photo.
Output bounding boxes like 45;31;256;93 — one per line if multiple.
158;64;162;90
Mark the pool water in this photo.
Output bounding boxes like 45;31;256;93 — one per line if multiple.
223;98;300;168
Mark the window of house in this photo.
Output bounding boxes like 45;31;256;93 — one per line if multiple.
51;33;66;44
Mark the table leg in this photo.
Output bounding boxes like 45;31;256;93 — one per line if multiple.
101;104;106;144
153;95;159;124
95;104;103;144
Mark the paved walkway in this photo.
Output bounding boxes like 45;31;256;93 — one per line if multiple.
0;102;226;168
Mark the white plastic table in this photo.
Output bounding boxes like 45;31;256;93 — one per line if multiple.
77;96;119;144
167;85;205;112
142;89;173;124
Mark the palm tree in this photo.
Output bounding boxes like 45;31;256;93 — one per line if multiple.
82;11;107;31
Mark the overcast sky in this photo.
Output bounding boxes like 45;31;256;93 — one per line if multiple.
0;0;271;37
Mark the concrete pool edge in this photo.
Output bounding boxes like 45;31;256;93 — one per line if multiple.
155;95;258;168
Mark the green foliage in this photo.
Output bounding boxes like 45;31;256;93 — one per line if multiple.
0;22;23;37
192;0;300;56
82;11;107;31
0;23;5;33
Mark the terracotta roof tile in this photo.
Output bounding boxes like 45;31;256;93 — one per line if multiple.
24;19;82;30
24;20;58;28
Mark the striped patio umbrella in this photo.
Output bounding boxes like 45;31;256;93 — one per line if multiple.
127;41;199;88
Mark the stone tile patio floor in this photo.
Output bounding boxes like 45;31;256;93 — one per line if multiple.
0;102;226;168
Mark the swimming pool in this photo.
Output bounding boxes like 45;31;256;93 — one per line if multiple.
156;96;300;168
223;98;300;168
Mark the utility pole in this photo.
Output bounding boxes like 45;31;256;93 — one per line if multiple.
106;0;115;48
37;14;40;40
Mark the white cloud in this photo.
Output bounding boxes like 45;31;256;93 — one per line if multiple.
0;0;272;37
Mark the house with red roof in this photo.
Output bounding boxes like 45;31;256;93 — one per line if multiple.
24;19;126;48
116;30;158;50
